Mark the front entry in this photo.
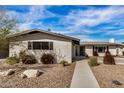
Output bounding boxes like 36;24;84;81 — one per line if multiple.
80;46;85;56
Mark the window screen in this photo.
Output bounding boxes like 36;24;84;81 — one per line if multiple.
33;42;41;50
28;41;53;50
42;42;49;50
50;42;53;50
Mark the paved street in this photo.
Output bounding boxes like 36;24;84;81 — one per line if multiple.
98;57;124;64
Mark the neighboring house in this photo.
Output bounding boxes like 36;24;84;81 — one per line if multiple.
7;29;80;63
80;42;124;56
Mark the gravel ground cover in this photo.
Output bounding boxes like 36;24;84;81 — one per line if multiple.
0;63;75;88
91;64;124;88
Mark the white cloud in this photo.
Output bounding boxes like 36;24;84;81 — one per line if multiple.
16;22;33;31
105;28;124;36
5;5;124;42
7;6;55;31
60;6;124;34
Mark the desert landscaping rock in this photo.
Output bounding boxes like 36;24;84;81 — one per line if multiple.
22;69;42;78
112;80;122;86
64;63;71;66
0;62;75;88
21;74;27;78
0;69;15;76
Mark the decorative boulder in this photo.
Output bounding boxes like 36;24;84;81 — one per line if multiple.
0;69;15;76
112;80;122;86
21;69;42;78
21;74;27;78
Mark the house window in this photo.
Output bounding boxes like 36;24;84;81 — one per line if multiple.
28;41;53;50
49;42;53;50
42;42;49;50
96;47;105;53
33;42;41;49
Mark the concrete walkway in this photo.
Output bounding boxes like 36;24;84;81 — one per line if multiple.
70;60;100;88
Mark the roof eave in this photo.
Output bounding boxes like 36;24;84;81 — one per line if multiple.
7;29;80;41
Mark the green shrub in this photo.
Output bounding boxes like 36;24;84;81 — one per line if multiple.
60;60;70;67
88;56;98;67
21;55;37;64
5;56;19;65
19;50;27;59
41;53;56;64
19;50;37;64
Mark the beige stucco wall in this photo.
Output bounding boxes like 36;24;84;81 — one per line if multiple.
85;46;93;56
9;41;27;57
98;53;105;56
109;46;117;56
72;45;75;58
9;32;74;63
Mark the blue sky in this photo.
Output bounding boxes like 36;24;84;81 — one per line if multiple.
2;5;124;42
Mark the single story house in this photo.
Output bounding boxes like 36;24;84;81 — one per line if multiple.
7;29;80;63
80;42;124;56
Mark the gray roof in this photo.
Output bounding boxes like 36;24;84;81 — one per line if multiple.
7;29;80;41
80;42;124;46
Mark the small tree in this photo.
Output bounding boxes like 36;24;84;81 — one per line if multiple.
103;51;115;65
93;51;99;56
0;8;16;51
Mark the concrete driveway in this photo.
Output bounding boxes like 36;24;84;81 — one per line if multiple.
98;57;124;64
